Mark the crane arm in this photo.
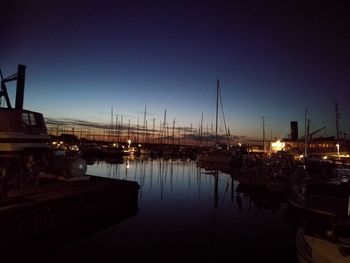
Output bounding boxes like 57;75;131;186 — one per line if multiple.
308;126;326;137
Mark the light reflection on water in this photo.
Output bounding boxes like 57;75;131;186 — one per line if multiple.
45;158;298;263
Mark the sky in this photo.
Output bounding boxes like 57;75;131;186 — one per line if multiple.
1;0;349;141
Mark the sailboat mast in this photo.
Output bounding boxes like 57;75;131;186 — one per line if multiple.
262;116;265;153
152;118;155;143
116;114;119;146
143;105;147;143
304;108;308;158
110;106;113;143
172;118;175;145
215;80;219;146
162;109;167;144
200;111;203;145
335;102;340;141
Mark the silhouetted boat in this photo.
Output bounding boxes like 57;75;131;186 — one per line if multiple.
296;217;350;263
287;176;350;217
198;147;246;167
0;65;141;262
0;65;51;159
0;64;87;197
79;142;102;157
197;80;245;167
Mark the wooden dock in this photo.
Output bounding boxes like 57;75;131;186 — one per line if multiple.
0;175;140;253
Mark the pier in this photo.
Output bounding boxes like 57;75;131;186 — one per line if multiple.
0;175;139;255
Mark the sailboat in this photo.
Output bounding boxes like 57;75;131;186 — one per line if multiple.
197;80;246;168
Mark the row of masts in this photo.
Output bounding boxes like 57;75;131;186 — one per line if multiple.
47;108;344;150
47;79;236;147
45;78;344;149
46;110;234;147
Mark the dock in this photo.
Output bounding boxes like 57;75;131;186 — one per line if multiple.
0;175;140;253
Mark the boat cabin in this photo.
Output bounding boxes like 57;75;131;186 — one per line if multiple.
0;64;50;158
0;108;50;155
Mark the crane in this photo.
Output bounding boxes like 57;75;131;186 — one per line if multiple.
308;126;326;141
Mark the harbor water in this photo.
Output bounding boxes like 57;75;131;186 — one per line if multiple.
40;157;298;262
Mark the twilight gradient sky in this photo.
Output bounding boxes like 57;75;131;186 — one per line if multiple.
1;0;349;140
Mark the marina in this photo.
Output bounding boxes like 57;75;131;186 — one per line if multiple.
0;71;302;260
1;0;349;261
0;63;349;262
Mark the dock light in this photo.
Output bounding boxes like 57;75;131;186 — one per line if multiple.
238;143;242;147
336;143;340;156
113;143;116;147
138;144;141;147
128;140;131;148
323;156;328;160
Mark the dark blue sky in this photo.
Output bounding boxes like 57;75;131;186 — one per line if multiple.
1;0;349;140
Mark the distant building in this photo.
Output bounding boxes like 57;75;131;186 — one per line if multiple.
290;121;298;141
281;137;350;156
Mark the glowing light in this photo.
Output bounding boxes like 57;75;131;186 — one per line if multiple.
336;143;340;155
138;144;141;147
128;140;131;148
113;143;116;147
69;145;79;151
271;140;285;152
238;143;242;147
323;156;328;160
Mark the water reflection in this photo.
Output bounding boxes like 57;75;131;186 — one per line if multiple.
46;158;298;263
87;157;290;218
236;183;287;214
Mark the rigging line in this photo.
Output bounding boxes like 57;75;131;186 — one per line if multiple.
218;86;230;145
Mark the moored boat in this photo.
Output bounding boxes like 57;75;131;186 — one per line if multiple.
197;80;246;167
296;217;350;263
0;65;51;160
0;64;87;197
286;170;350;217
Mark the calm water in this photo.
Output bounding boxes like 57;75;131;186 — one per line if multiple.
42;158;298;262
